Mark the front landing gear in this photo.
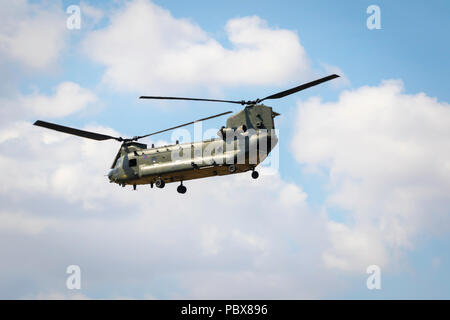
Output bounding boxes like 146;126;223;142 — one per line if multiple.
251;168;259;179
177;182;187;194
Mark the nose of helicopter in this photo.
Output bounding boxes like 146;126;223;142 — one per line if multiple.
107;169;115;182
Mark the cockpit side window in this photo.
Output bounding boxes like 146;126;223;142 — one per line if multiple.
129;158;137;167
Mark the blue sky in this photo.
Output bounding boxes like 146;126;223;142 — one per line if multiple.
0;0;449;299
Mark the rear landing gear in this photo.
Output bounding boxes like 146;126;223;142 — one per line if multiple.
177;182;187;194
228;164;236;173
155;179;165;188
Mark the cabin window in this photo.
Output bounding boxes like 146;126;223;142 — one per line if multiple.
129;158;137;167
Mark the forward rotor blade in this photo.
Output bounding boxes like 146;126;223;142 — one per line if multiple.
259;74;340;102
135;111;233;140
34;120;121;141
139;96;246;105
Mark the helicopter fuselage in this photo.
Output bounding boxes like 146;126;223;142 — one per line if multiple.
107;127;278;187
108;104;279;187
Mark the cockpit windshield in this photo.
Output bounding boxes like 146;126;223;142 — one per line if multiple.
115;156;123;169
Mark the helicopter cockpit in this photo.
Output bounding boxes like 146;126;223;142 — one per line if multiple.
108;156;124;182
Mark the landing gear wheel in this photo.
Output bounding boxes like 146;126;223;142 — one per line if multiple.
228;164;236;173
251;171;259;179
177;184;187;194
155;179;165;188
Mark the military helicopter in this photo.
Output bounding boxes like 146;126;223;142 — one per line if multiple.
34;74;339;194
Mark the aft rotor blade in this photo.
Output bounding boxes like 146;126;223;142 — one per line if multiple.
139;96;247;105
34;120;121;141
135;111;233;140
259;74;340;102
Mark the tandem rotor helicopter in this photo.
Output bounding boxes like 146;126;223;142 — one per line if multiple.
34;74;339;194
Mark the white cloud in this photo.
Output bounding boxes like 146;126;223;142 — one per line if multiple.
292;80;450;271
0;211;57;235
82;0;312;93
0;0;67;70
0;121;119;208
80;1;104;27
322;222;388;271
0;82;97;125
21;82;97;118
279;184;307;208
200;225;221;255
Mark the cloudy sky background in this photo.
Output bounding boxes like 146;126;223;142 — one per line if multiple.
0;0;449;299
